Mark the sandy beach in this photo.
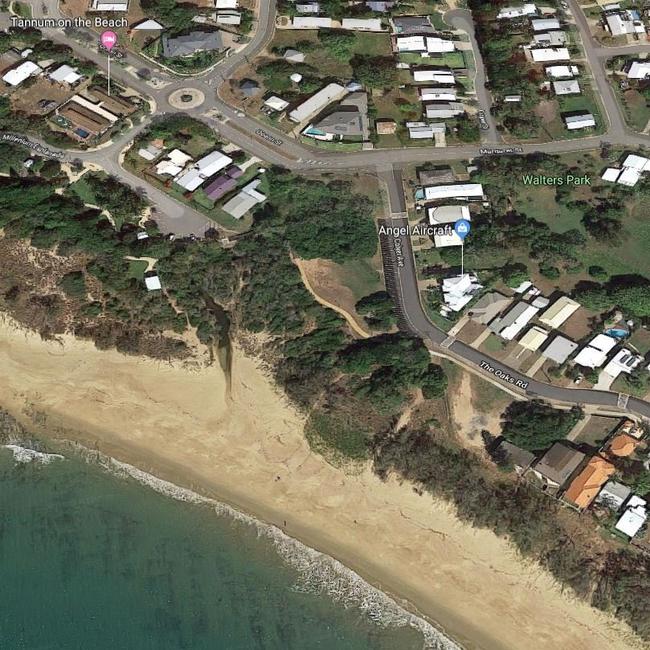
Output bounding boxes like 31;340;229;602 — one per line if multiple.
0;316;644;650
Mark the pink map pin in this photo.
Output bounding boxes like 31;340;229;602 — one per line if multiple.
100;30;117;51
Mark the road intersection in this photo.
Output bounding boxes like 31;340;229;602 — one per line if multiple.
12;0;650;419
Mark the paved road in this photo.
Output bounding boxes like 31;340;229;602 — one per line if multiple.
444;9;500;145
378;212;650;420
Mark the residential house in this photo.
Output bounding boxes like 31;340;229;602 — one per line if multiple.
441;273;483;312
162;31;224;58
303;108;364;141
222;178;267;219
288;83;346;123
425;102;465;119
428;205;470;247
596;480;632;511
538;296;580;329
497;440;536;474
132;19;165;31
412;69;455;84
341;18;383;31
203;174;237;202
391;16;435;34
518;326;549;352
553;79;581;95
531;18;561;31
144;274;162;291
375;119;397;134
564;113;595;130
602;349;643;379
2;60;41;86
467;291;511;325
48;64;82;85
496;4;537;19
91;0;128;9
292;17;334;28
407;122;445;139
546;64;579;78
615;496;648;538
563;456;616;510
626;61;650;79
419;87;457;101
541;335;578;364
574;333;617;368
423;183;484;200
283;48;305;63
605;10;646;36
530;442;586;492
174;150;233;192
531;47;570;63
490;302;540;340
534;31;567;46
264;95;290;112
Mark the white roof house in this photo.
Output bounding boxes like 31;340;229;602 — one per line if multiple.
341;18;383;31
546;64;579;78
222;178;267;219
603;349;643;378
292;16;333;28
615;496;647;538
428;205;470;247
419;87;457;101
168;149;193;166
48;64;82;85
288;83;346;123
155;160;184;176
264;96;290;112
296;2;320;12
534;31;567;46
70;95;119;122
531;18;561;31
442;274;483;312
216;0;238;7
217;12;242;25
622;154;650;171
91;0;128;9
174;150;233;192
491;303;540;340
424;183;484;201
425;102;465;119
531;47;570;62
618;167;642;186
2;61;41;86
602;167;621;182
541;335;578;364
553;79;580;95
626;61;650;79
396;35;426;52
538;296;580;329
144;275;162;291
425;37;455;53
407;122;445;139
574;333;617;368
413;69;455;84
496;3;537;19
606;11;646;36
564;113;595;130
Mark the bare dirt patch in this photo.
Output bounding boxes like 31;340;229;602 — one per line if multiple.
535;99;558;124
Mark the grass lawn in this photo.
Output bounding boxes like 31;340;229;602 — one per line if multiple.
469;374;511;415
337;258;383;301
126;259;148;280
541;88;606;141
298;136;363;151
483;334;507;354
629;329;650;355
611;76;650;132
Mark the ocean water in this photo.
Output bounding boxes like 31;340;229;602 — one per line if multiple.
0;445;459;650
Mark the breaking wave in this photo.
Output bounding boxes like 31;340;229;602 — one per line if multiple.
3;444;65;464
98;455;462;650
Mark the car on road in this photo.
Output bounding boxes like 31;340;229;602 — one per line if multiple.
478;110;490;130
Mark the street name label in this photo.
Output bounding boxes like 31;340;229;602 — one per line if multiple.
522;174;591;186
10;17;128;29
479;360;529;390
479;147;523;155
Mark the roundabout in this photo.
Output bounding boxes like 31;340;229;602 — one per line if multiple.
167;88;205;110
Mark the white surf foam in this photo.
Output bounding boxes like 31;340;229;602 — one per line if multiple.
100;455;462;650
3;444;65;464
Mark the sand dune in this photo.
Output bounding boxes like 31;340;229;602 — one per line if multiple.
0;316;643;650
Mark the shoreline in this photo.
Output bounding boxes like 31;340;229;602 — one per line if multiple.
0;317;644;650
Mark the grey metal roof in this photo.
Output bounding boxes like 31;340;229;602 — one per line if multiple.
162;31;224;58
